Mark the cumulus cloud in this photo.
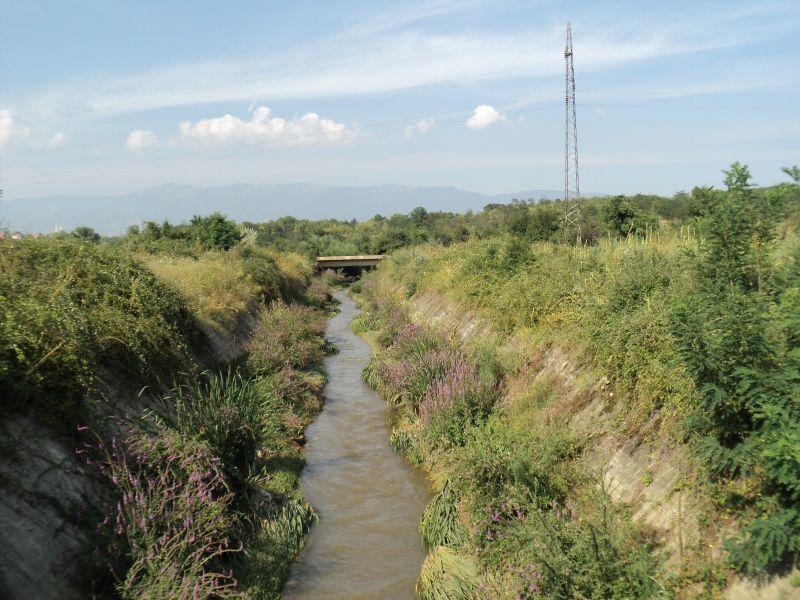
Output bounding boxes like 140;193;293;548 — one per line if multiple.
47;132;66;149
466;105;506;129
172;106;348;146
0;110;30;148
126;129;159;151
404;117;436;140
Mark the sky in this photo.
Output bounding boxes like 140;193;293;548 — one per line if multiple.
1;0;798;201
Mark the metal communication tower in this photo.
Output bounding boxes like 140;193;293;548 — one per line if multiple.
563;22;581;241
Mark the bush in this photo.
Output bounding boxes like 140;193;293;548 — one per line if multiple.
0;238;194;426
190;213;242;250
247;302;326;373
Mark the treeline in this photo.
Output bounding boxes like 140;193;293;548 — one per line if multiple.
57;165;798;260
244;167;798;256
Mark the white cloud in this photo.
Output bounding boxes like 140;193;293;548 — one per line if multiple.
126;129;159;151
404;117;436;140
466;105;506;129
0;110;30;148
171;106;348;146
47;132;66;148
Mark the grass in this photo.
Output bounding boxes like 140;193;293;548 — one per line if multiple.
357;203;800;594
143;246;315;331
369;234;701;437
416;546;480;600
88;298;331;598
144;252;259;330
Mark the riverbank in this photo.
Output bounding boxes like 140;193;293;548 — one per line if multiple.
0;237;333;599
353;260;670;598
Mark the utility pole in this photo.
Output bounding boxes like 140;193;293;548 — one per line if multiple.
563;22;581;242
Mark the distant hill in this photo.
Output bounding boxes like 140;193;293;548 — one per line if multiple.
0;183;579;235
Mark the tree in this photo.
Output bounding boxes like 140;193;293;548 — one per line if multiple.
601;195;656;237
781;165;800;183
410;206;428;227
72;225;100;243
190;213;242;250
671;162;799;574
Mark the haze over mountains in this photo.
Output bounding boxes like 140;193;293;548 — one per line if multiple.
0;183;576;235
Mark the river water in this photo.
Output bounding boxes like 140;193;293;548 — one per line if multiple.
283;290;430;599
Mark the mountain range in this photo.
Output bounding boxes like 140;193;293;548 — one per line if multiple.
0;183;574;235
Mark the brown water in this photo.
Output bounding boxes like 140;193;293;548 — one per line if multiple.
283;291;431;599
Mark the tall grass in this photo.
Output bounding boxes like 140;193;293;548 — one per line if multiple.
420;483;468;549
171;368;282;502
87;427;240;599
416;546;479;600
145;252;259;329
247;302;326;373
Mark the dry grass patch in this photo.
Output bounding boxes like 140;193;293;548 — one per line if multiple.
144;253;258;329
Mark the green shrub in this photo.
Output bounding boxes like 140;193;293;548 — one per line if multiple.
247;302;326;373
92;427;240;599
0;238;194;426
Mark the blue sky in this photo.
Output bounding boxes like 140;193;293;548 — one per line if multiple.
1;0;798;200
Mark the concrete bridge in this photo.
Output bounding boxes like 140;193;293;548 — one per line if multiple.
316;255;384;273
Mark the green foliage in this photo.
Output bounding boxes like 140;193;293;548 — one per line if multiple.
171;368;283;502
416;546;479;600
246;186;728;257
0;238;195;426
420;483;469;549
190;212;243;250
669;163;800;574
238;497;317;599
93;427;239;599
782;165;800;183
602;195;659;237
725;508;800;576
247;302;326;373
123;212;242;253
72;225;101;242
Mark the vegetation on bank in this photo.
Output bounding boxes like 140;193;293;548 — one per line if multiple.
357;291;664;598
84;302;329;599
354;164;799;596
0;215;334;598
234;170;795;257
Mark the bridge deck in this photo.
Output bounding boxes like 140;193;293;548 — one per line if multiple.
316;255;384;268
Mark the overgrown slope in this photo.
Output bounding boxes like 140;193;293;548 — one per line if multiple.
354;166;799;597
0;233;334;599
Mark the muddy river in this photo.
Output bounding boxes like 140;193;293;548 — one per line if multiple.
283;290;430;599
